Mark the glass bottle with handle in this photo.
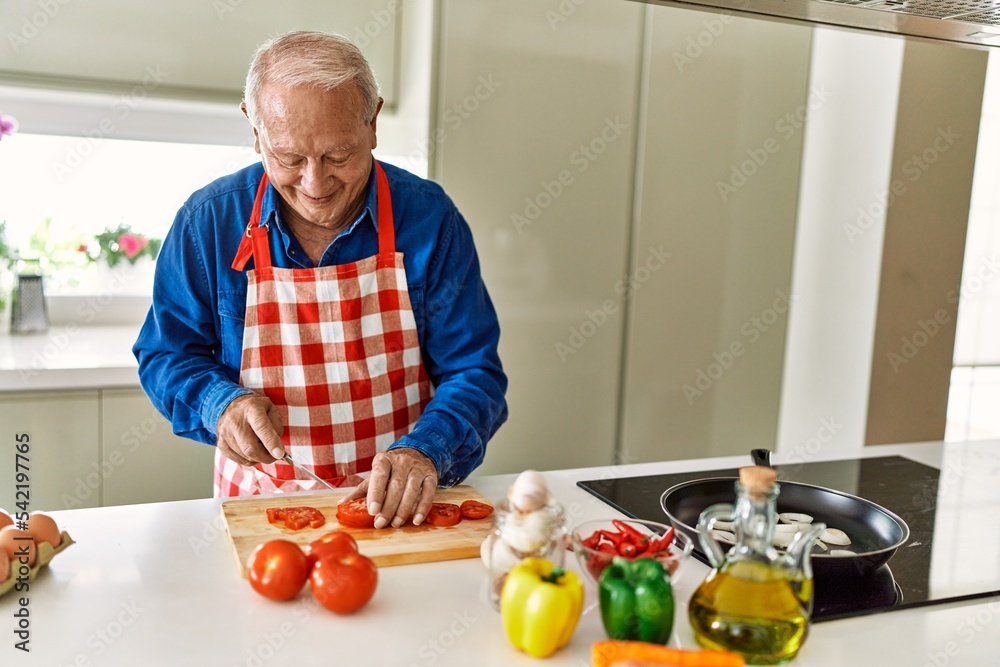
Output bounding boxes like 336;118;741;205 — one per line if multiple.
688;466;825;666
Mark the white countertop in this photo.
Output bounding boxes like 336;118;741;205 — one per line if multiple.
3;441;999;666
0;325;142;392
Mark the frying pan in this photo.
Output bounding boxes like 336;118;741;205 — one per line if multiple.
659;449;910;578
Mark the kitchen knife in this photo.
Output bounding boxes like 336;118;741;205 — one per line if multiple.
281;453;339;492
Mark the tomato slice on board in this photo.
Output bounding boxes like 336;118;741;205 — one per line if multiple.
459;499;494;520
336;498;376;528
265;506;326;531
425;503;462;527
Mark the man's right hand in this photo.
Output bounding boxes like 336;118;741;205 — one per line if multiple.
216;393;285;466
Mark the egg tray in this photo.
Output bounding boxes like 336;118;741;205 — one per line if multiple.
0;531;74;598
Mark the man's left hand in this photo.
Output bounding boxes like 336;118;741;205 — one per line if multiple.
339;448;438;528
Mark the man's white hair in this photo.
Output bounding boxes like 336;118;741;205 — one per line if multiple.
243;30;380;128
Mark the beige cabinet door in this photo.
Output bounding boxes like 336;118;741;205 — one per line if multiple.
619;8;813;463
435;0;644;474
100;388;215;506
0;390;100;512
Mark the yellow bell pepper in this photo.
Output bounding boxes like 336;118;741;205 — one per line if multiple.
500;557;584;658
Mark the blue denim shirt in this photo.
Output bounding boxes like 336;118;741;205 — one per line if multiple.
133;160;508;486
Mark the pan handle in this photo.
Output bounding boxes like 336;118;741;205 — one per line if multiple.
750;448;773;468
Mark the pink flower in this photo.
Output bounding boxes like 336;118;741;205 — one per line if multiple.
117;233;149;258
0;113;18;140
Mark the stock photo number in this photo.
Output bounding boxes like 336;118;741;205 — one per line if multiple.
12;432;32;652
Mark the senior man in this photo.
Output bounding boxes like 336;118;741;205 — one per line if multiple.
134;31;507;529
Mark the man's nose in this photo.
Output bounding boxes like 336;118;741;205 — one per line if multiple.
300;159;331;193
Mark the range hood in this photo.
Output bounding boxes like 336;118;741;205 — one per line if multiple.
633;0;1000;48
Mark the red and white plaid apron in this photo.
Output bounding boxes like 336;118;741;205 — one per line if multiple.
214;162;433;496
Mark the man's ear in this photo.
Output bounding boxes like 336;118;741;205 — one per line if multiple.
369;97;384;149
241;102;262;154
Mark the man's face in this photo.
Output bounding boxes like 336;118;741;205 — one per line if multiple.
249;83;382;231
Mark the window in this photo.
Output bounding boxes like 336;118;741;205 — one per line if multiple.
947;52;1000;441
0;132;257;295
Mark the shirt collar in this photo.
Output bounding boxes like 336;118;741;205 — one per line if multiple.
258;159;380;239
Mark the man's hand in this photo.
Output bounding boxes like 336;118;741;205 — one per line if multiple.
340;448;438;529
216;393;285;466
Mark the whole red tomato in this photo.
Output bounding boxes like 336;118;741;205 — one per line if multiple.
309;552;378;614
307;531;359;569
247;539;309;602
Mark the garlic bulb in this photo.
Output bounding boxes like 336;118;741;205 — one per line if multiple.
508;470;550;513
501;508;557;554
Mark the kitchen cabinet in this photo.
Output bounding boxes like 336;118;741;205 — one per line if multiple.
0;385;213;511
619;7;813;462
0;0;400;105
435;1;815;468
0;390;100;512
100;388;214;507
435;0;644;474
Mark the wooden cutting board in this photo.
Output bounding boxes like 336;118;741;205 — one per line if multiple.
221;485;495;576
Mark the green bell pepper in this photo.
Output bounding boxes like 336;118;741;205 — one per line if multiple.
598;556;675;644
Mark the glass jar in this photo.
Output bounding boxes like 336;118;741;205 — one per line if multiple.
487;497;567;609
688;466;825;665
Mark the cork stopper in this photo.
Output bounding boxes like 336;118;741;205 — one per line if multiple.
739;466;778;499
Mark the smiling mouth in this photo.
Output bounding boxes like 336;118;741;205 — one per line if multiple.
303;193;334;204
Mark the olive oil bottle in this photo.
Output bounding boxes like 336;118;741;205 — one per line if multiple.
689;559;813;664
688;466;824;666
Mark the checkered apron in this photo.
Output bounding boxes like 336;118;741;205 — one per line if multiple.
214;162;433;496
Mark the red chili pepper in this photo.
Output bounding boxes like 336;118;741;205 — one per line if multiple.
648;526;676;554
596;541;617;555
632;537;651;557
581;531;603;550
598;529;626;547
617;541;637;557
612;519;648;546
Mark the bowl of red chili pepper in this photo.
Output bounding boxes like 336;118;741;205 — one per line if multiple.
571;518;693;586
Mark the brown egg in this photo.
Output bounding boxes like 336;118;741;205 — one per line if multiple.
0;548;9;584
0;526;37;568
0;510;12;530
26;513;61;550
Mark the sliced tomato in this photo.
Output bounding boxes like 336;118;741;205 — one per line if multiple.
336;498;376;528
459;499;494;520
265;506;326;531
425;502;462;527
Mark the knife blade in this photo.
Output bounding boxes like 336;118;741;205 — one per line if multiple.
281;453;339;492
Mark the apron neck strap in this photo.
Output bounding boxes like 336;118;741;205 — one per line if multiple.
231;173;271;271
374;161;395;256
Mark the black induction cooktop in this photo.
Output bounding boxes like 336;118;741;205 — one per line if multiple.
578;456;1000;622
